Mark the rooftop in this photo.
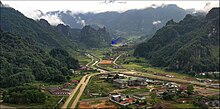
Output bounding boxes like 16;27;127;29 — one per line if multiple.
113;76;146;83
114;79;127;83
99;60;113;65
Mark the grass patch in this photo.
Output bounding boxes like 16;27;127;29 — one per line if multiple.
81;76;117;99
121;87;149;95
67;84;82;108
77;55;91;65
3;94;65;108
88;49;105;59
89;100;102;105
70;75;83;81
174;103;200;108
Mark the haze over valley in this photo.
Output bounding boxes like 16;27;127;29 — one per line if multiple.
0;1;219;108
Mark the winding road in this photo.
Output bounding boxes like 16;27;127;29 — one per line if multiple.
62;51;219;109
61;74;88;108
113;54;122;65
62;53;103;109
70;73;99;108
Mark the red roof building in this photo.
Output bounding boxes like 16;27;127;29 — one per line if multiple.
72;80;79;83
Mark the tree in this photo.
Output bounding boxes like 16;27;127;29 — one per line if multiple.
113;74;120;79
3;86;46;104
150;91;157;103
187;84;194;95
66;76;71;81
51;75;67;83
49;48;69;58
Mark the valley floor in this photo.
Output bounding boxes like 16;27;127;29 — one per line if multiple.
1;46;219;109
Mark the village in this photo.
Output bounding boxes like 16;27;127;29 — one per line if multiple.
38;47;219;109
41;64;219;108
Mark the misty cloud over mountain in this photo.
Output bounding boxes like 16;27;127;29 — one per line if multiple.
32;4;195;37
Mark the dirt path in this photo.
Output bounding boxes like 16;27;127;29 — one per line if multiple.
0;104;16;109
113;55;122;65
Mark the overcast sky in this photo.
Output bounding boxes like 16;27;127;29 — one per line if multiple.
2;1;219;25
2;1;219;13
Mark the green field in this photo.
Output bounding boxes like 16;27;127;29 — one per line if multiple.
174;103;200;108
77;55;91;65
70;75;83;81
87;49;106;59
159;100;200;109
81;75;117;99
121;87;149;95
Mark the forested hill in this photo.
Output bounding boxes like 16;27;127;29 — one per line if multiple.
80;25;111;48
0;7;81;51
134;8;219;73
0;6;111;50
0;30;79;88
54;24;111;48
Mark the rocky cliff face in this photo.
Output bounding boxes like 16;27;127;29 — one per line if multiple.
80;25;111;48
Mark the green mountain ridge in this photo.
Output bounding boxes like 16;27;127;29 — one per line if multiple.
0;6;111;88
0;7;78;50
45;4;192;37
0;30;79;88
80;25;111;48
134;8;219;73
0;7;111;51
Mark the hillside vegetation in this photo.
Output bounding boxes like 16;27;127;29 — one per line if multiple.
0;7;111;50
0;30;79;87
134;8;219;73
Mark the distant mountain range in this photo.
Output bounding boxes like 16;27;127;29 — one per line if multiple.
36;4;194;38
0;3;111;88
134;8;219;73
0;6;111;49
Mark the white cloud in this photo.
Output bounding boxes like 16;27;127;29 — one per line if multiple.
1;1;219;26
77;16;86;26
2;1;219;14
41;14;64;26
153;20;161;25
199;2;217;13
25;10;43;20
23;9;64;26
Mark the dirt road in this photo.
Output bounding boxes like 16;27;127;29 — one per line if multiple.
113;54;122;65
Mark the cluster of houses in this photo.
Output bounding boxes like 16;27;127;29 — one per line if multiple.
196;78;213;83
202;99;220;108
79;66;97;71
109;93;136;106
99;73;164;89
47;87;71;95
196;71;219;76
115;74;163;88
109;93;152;107
154;73;175;78
196;78;218;83
47;79;79;95
113;76;146;88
